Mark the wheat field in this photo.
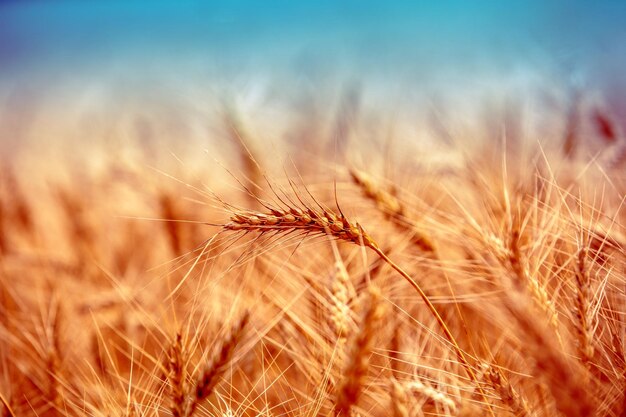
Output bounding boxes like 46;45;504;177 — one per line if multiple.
0;87;625;417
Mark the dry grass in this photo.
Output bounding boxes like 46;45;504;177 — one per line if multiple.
0;89;625;417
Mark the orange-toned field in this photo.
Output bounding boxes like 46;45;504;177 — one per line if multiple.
1;88;625;417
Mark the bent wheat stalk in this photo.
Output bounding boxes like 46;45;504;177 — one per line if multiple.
219;196;486;404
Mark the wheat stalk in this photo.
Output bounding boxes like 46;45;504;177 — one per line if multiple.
218;189;494;415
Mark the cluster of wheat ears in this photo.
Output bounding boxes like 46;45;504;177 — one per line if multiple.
0;98;625;417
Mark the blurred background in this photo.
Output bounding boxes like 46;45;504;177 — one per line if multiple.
0;0;625;160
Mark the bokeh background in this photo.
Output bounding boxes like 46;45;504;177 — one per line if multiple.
1;1;626;160
2;4;626;417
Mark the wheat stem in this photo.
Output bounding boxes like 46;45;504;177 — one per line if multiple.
368;247;478;380
222;204;495;415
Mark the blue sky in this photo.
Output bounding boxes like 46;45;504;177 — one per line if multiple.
0;1;625;108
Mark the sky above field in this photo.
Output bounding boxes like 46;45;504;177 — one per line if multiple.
1;1;626;131
1;1;625;81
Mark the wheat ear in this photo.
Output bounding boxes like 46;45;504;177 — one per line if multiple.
574;243;594;366
509;230;559;329
506;298;594;417
330;260;352;343
224;206;472;371
486;366;531;417
390;379;410;417
188;311;250;417
221;198;492;414
335;286;384;416
350;168;435;252
406;377;457;414
166;333;188;417
225;206;378;248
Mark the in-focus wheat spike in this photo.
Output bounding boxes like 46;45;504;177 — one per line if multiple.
218;185;489;407
335;286;385;417
486;366;531;417
349;168;435;252
188;311;250;417
225;206;378;249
